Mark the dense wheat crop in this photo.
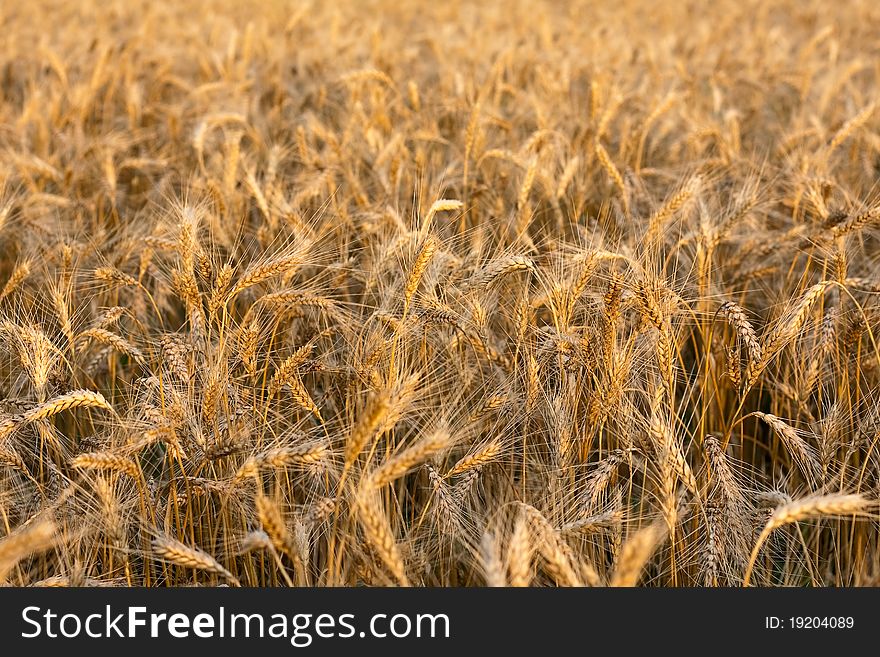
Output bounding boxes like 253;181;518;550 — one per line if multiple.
1;0;880;587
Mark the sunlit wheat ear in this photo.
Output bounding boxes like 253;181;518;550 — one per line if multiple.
718;301;762;365
748;281;834;386
207;263;234;317
461;100;481;196
94;266;139;288
237;530;273;555
556;156;580;200
647;390;698;495
743;494;873;586
255;493;307;585
515;156;538;229
594;140;628;214
646;173;701;242
703;435;740;502
24;389;114;423
16;325;59;395
344;392;391;467
610;522;666;587
0;414;23;442
225;244;312;302
473;255;537;289
255;443;329;470
517;503;594;586
704;498;723;586
426;464;462;534
0;518;56;584
753;413;821;487
830;203;880;238
0;447;39;486
444;438;502;478
268;343;315;396
583;450;626;509
160;333;192;380
279;375;323;421
826;101;875;154
77;328;145;365
479;532;507;586
0;259;30;302
365;430;451;489
355;486;410;586
506;514;533;587
422;199;463;234
71;452;139;479
634;279;665;330
560;510;624;536
403;236;436;310
92;306;126;329
93;475;124;547
152;536;240;586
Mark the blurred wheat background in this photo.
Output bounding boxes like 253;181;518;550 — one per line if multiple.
1;0;880;587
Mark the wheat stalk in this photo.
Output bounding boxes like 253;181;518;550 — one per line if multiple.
355;487;410;586
404;237;437;308
610;522;666;587
25;389;113;423
0;519;56;584
366;430;451;489
743;494;872;586
152;536;240;586
71;452;139;478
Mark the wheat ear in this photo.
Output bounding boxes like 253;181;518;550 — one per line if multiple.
610;522;666;587
152;536;240;586
24;389;113;423
743;494;872;586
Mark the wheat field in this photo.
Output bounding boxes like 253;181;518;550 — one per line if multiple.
1;0;879;587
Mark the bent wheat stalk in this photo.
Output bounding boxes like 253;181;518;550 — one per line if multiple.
743;494;872;586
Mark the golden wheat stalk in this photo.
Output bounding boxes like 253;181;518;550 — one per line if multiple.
289;376;323;418
0;518;56;584
444;438;502;478
24;389;114;423
257;443;329;469
70;452;139;478
77;328;145;365
753;413;821;485
269;344;316;395
718;301;762;364
743;494;872;586
366;430;452;489
827;101;875;153
517;503;590;586
226;248;308;301
475;255;537;289
422;199;463;234
479;532;507;586
355;487;410;586
594;140;628;214
344;393;391;466
152;536;240;586
404;237;437;309
747;281;834;386
610;522;666;587
94;266;139;288
0;259;31;302
646;174;701;241
506;514;533;587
